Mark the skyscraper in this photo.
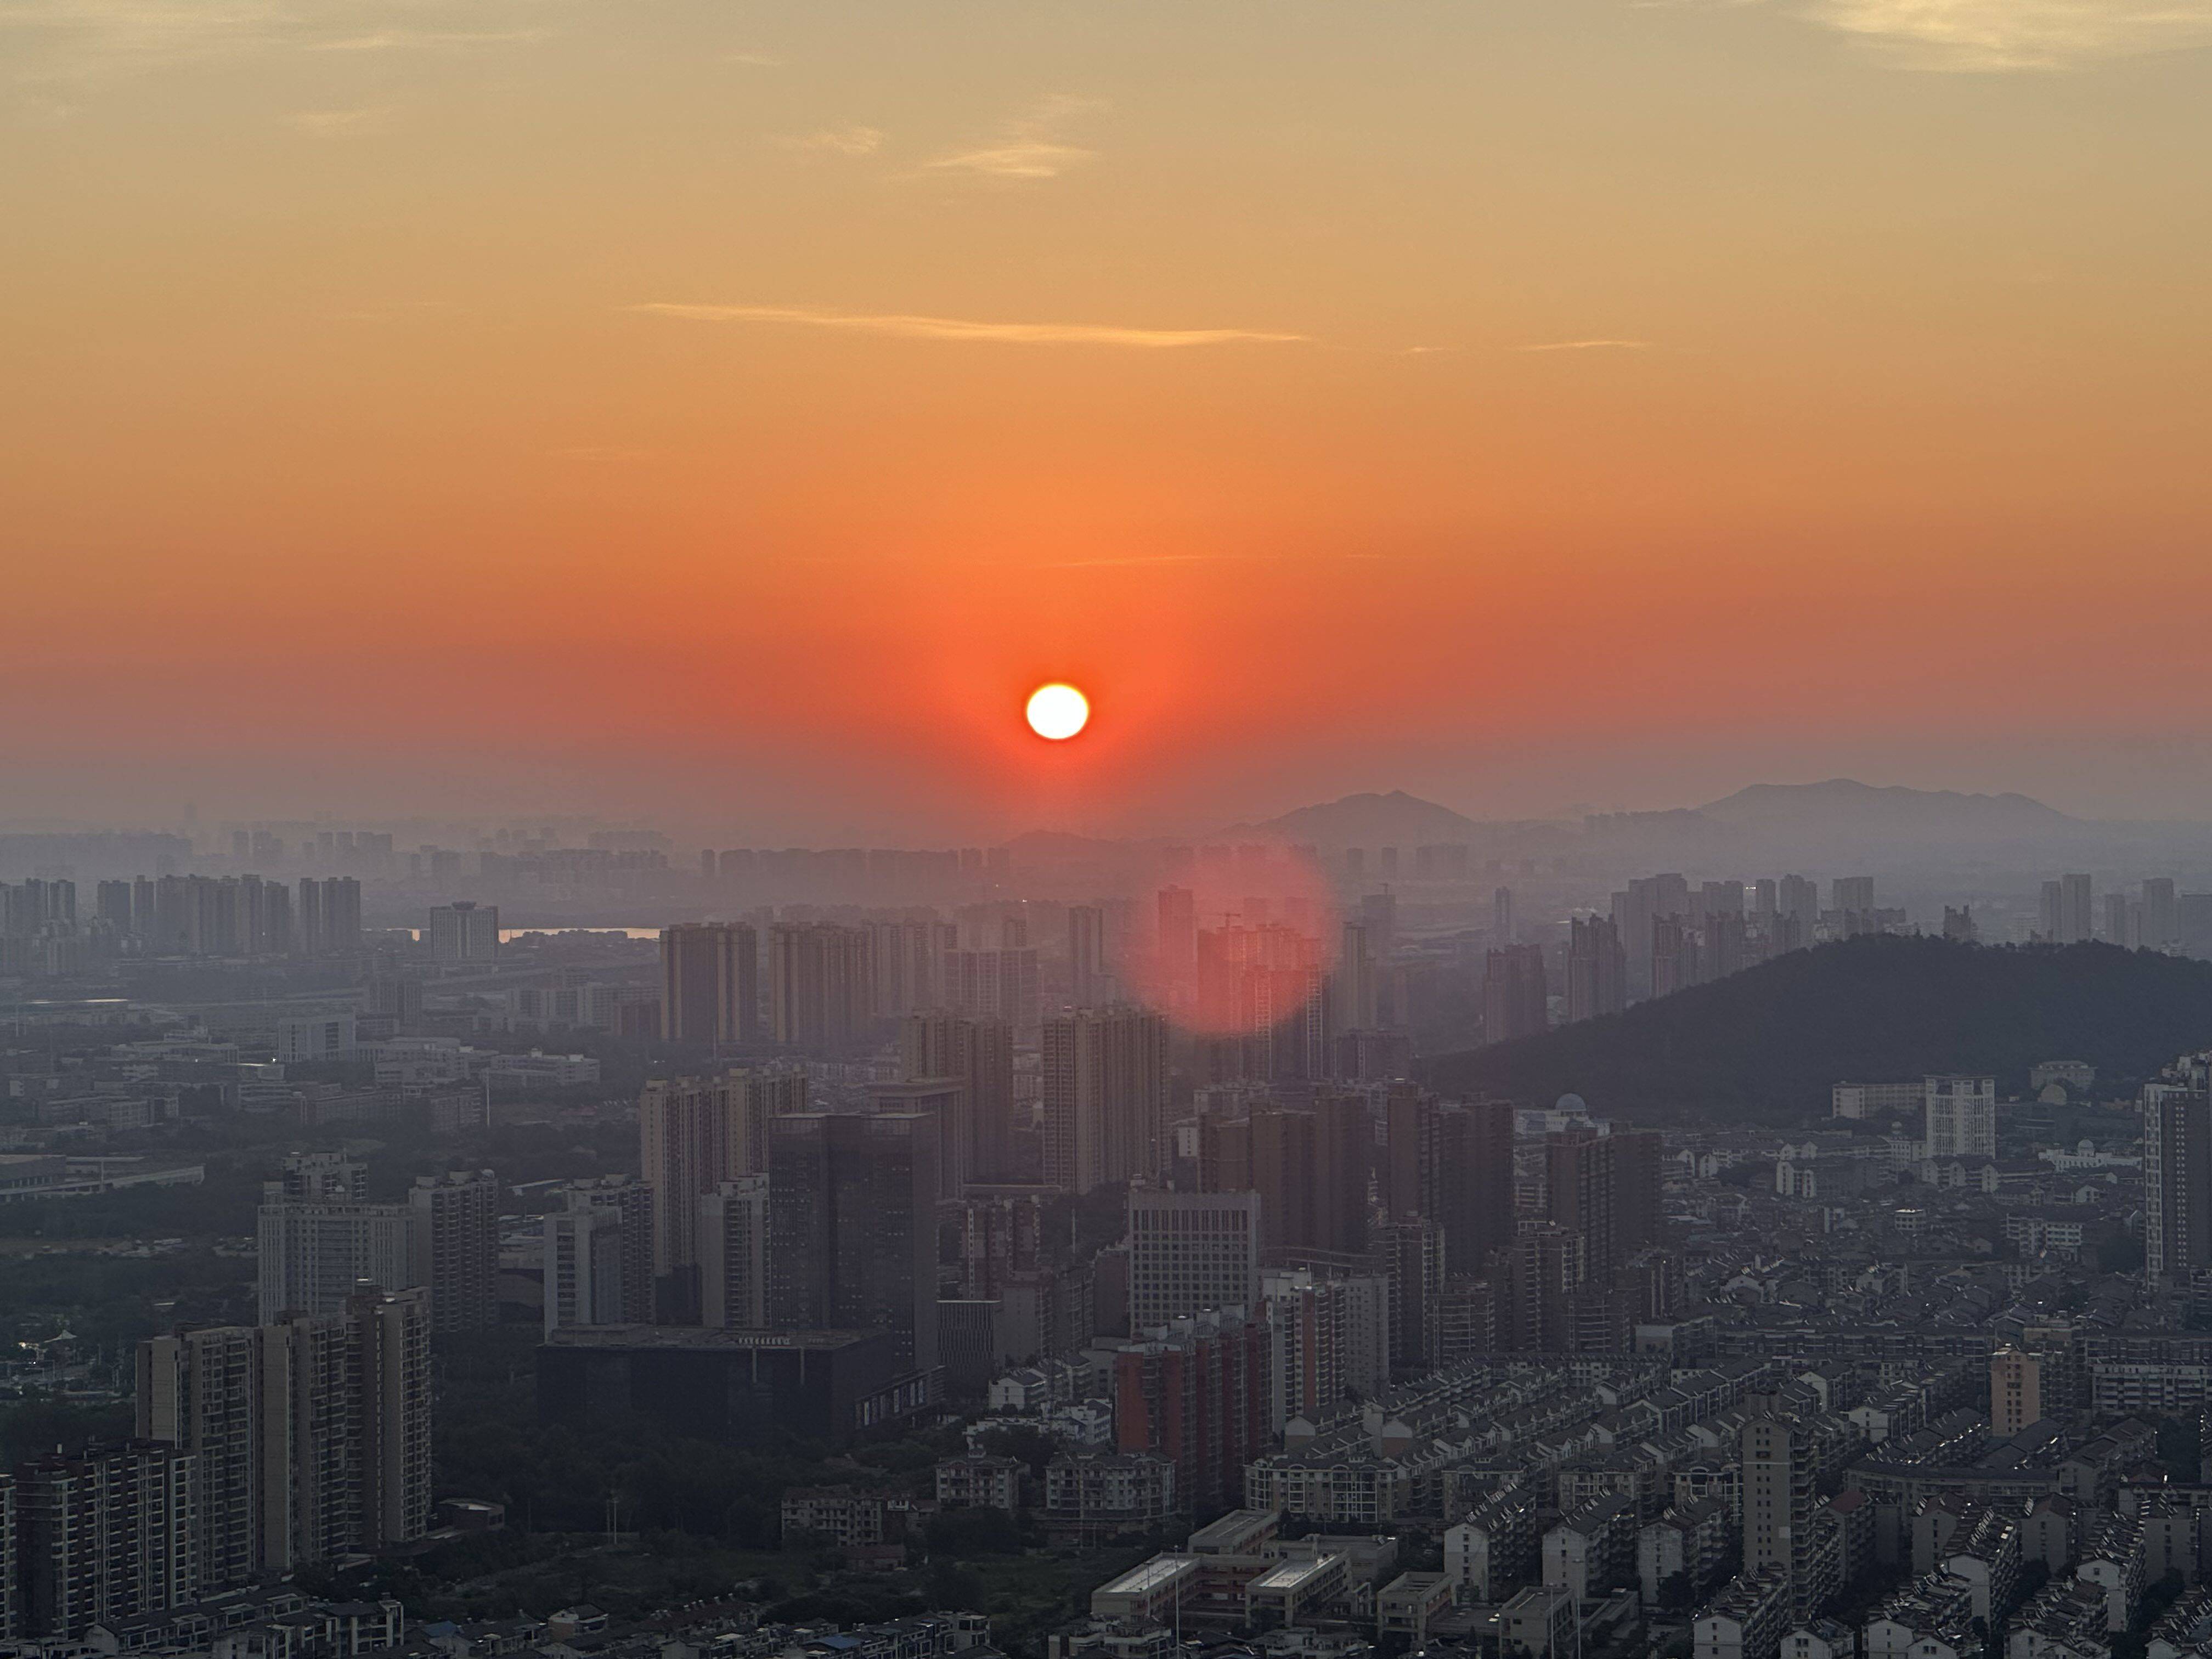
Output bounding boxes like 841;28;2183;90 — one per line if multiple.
768;1109;942;1374
13;1442;197;1637
901;1012;1015;1185
134;1288;431;1592
943;945;1042;1029
1156;885;1197;986
867;918;957;1016
1545;1126;1616;1279
543;1175;655;1333
1610;1127;1663;1255
639;1068;808;1310
699;1174;771;1328
1565;916;1627;1023
1741;1412;1824;1619
1041;1007;1169;1193
661;922;760;1043
1436;1098;1517;1274
256;1153;415;1322
1492;885;1514;945
2143;878;2180;951
1068;904;1109;1005
1481;944;1548;1042
1204;1093;1369;1260
2145;1054;2212;1283
295;876;362;956
768;923;874;1050
405;1169;500;1332
1830;876;1876;916
1126;1187;1262;1330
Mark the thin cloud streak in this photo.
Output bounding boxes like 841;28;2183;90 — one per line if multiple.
0;1;546;80
1667;0;2212;68
922;93;1104;180
1517;338;1654;351
1804;0;2212;69
628;302;1308;349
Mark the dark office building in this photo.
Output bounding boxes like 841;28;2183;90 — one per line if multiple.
534;1326;923;1442
768;1110;942;1374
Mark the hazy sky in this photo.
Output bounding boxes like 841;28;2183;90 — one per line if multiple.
5;0;2210;839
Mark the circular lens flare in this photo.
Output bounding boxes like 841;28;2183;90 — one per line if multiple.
1026;682;1090;741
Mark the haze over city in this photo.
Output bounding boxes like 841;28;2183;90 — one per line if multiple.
14;10;2212;1659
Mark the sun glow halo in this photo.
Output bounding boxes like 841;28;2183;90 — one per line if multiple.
1025;682;1090;741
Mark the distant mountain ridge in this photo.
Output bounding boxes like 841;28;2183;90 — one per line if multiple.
1694;779;2079;832
1226;789;1486;849
1420;934;2212;1121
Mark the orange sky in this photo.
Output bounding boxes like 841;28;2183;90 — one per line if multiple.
4;0;2210;835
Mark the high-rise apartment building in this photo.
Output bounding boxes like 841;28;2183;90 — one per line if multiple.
1546;1127;1616;1279
2145;1054;2212;1283
1259;1268;1391;1431
1741;1412;1824;1620
2039;875;2095;944
1481;945;1549;1042
1108;1307;1269;1515
768;923;874;1050
256;1153;415;1322
1382;1087;1514;1276
1565;916;1628;1023
1199;1093;1369;1260
2143;878;2180;951
136;1288;432;1590
1068;904;1109;1005
1922;1074;1996;1160
13;1442;197;1638
1991;1347;2041;1436
1778;875;1819;932
699;1174;771;1328
1611;1127;1664;1255
1127;1188;1261;1331
295;877;362;956
1156;885;1198;986
406;1169;500;1331
427;901;499;964
660;922;760;1043
867;918;957;1016
639;1069;808;1308
901;1013;1015;1186
943;946;1042;1029
767;1110;942;1375
1041;1007;1169;1193
1830;876;1876;916
543;1175;655;1332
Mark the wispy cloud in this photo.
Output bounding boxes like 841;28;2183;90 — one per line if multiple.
724;49;782;67
628;302;1307;350
1663;0;2212;68
1801;0;2212;69
0;1;545;82
1517;338;1654;352
774;125;881;156
922;93;1104;181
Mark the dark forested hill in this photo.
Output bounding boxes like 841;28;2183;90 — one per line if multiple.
1419;935;2212;1121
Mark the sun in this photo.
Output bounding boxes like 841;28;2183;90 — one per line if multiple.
1025;682;1090;741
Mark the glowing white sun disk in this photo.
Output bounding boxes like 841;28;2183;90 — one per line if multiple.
1026;682;1089;741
